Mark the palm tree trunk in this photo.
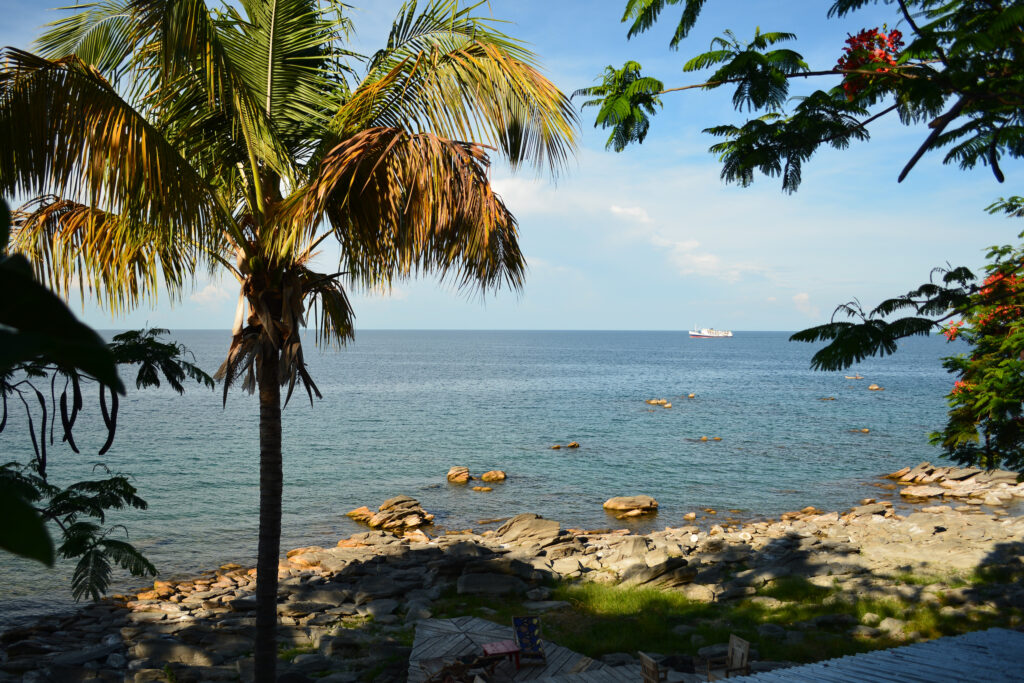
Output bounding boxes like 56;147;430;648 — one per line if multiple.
255;347;282;681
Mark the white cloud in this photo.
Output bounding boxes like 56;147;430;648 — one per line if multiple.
793;292;819;318
190;284;232;306
525;255;583;278
643;232;764;283
490;177;563;216
609;205;652;223
362;284;410;301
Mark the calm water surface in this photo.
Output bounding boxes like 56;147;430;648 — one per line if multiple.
0;330;962;627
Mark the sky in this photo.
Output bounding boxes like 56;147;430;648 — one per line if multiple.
1;0;1020;331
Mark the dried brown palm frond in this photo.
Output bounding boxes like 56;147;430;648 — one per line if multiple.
215;260;351;407
12;196;212;310
280;127;523;298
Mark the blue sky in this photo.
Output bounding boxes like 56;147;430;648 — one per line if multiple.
1;0;1019;331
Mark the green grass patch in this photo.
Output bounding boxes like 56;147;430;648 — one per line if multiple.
893;571;952;586
431;587;531;625
278;644;317;662
970;563;1024;585
440;572;1022;666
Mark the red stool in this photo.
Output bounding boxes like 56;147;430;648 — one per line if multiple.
482;639;521;669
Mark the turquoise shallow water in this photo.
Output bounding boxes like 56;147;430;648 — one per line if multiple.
0;329;960;627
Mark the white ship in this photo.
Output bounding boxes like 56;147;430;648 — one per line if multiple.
689;327;733;338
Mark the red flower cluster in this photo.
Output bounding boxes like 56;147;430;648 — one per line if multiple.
975;271;1024;329
943;320;963;341
950;379;973;396
836;27;904;98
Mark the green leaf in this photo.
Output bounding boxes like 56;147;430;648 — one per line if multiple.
0;487;54;566
71;547;111;602
0;243;123;392
99;538;157;577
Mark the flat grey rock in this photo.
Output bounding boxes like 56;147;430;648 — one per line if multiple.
357;599;399;618
50;643;119;666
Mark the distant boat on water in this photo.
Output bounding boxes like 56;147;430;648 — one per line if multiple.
690;327;733;338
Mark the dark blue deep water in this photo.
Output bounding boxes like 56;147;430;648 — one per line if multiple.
0;330;961;626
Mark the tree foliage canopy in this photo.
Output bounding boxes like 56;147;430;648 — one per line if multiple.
2;1;577;675
581;0;1024;191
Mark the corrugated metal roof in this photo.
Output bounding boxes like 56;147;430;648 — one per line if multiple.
734;628;1024;682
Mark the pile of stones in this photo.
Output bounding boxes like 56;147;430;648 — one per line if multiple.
344;495;434;533
3;467;1022;682
444;467;506;486
892;462;1023;508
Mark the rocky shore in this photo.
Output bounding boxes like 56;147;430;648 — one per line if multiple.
2;465;1022;682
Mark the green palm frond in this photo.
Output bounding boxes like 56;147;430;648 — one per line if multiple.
218;0;351;152
0;49;220;229
34;0;137;85
125;0;302;188
342;0;577;175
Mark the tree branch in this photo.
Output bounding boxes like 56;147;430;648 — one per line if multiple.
897;0;950;67
898;96;967;182
657;63;935;95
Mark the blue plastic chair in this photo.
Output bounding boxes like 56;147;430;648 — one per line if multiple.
512;615;546;666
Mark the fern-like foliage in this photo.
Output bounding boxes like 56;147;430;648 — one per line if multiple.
1;323;206;598
622;0;708;48
683;29;807;112
790;264;977;371
110;328;214;394
2;327;213;460
68;532;157;602
598;0;1024;189
4;458;157;601
573;62;663;152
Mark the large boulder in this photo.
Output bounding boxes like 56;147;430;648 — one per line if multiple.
494;513;564;547
131;640;217;667
603;496;659;514
900;486;945;498
620;557;696;588
348;496;434;532
447;466;471;484
480;470;507;482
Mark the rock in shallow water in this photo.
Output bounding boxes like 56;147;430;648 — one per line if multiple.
900;485;945;498
602;495;658;512
447;466;471;484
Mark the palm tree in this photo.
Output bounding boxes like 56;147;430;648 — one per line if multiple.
0;0;576;677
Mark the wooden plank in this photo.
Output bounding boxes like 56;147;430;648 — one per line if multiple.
731;628;1024;682
417;633;473;660
526;646;574;679
411;633;460;658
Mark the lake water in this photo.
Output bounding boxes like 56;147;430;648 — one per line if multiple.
0;329;961;628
